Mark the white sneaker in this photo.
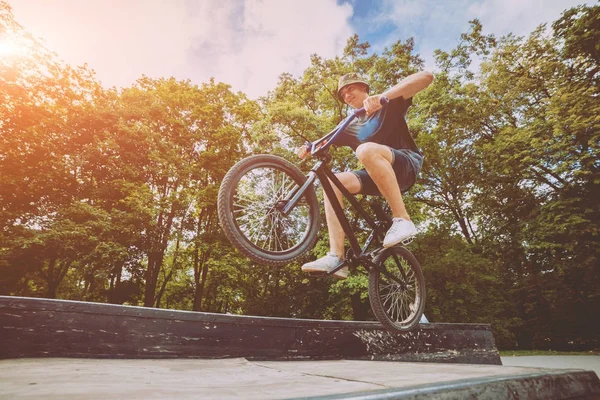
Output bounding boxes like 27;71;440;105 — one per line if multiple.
383;218;417;248
301;253;348;279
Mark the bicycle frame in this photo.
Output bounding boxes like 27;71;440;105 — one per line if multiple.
280;100;398;275
281;155;392;271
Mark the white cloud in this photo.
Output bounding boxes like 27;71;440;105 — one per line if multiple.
185;0;354;97
465;0;586;37
8;0;353;98
10;0;589;96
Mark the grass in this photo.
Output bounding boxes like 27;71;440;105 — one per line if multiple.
499;350;600;356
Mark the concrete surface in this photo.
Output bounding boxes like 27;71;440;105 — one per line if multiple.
1;358;598;399
501;355;600;377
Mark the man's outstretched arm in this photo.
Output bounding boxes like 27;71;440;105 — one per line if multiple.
383;71;434;100
364;71;434;114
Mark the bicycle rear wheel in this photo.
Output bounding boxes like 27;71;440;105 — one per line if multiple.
368;246;425;331
217;154;320;266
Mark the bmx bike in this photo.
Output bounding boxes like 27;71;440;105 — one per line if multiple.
217;98;425;331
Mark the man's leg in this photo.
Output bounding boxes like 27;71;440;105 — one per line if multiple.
355;143;408;219
323;172;361;258
302;172;360;278
355;143;416;247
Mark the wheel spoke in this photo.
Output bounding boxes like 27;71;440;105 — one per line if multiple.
374;248;423;328
231;165;312;253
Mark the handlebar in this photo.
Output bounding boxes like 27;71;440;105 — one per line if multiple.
307;97;389;157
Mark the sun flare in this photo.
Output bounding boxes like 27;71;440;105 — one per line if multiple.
0;40;20;58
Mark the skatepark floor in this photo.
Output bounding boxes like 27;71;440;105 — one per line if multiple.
1;357;599;399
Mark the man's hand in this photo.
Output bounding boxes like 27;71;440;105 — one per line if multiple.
297;140;329;159
296;144;310;159
363;94;384;115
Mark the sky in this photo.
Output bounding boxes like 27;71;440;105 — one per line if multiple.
7;0;594;98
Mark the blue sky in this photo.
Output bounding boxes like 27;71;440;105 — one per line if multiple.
7;0;594;98
340;0;593;69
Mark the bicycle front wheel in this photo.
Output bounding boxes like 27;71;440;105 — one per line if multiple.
217;154;320;266
368;246;425;331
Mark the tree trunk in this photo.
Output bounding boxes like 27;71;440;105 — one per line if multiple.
155;269;173;308
45;259;70;299
193;208;215;311
194;255;211;311
351;293;368;321
144;198;178;307
144;252;160;307
155;232;182;308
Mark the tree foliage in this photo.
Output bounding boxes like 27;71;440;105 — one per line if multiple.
1;2;598;350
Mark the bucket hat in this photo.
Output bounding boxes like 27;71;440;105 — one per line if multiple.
337;73;370;100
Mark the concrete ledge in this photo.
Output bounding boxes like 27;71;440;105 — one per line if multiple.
0;296;501;364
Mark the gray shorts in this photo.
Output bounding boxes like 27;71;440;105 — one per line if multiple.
351;148;421;196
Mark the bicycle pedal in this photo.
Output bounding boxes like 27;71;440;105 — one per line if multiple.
401;236;415;246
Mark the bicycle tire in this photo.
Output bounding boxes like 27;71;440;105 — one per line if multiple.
368;246;426;331
217;154;320;266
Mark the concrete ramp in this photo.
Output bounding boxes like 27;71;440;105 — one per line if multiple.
1;296;499;364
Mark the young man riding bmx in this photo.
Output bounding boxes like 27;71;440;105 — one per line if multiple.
297;71;434;280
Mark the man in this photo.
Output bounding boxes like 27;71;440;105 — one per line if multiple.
298;71;434;279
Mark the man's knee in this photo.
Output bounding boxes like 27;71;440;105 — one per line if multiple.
356;143;389;164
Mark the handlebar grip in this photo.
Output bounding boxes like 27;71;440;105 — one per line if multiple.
354;96;390;117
